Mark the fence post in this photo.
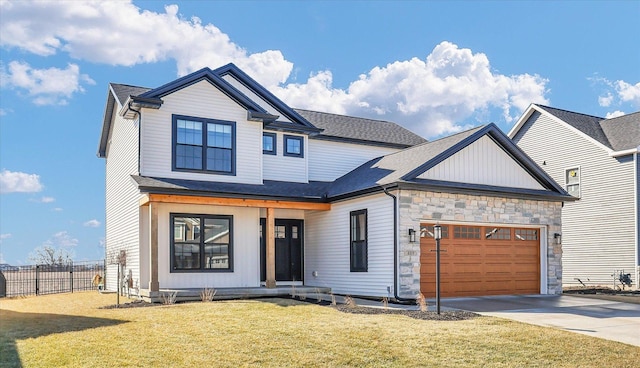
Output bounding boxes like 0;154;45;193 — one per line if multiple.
35;265;40;296
70;261;74;293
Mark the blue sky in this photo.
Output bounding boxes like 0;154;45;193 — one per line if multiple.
0;0;638;265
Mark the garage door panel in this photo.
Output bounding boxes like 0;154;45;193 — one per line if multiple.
420;223;540;297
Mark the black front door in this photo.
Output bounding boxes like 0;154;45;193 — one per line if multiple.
260;219;303;282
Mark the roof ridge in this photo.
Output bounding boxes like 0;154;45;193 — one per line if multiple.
535;104;604;120
293;108;397;124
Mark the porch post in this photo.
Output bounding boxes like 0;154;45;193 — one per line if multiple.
265;207;276;288
149;202;159;292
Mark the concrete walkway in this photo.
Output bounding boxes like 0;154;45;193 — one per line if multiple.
437;294;640;346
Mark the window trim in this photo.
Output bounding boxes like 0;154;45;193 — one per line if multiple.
172;114;236;175
262;132;277;155
564;166;581;198
350;209;368;272
283;134;304;158
170;213;234;273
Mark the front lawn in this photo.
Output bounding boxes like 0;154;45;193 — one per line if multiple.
1;292;637;367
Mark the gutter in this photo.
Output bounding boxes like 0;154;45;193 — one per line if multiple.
610;146;639;158
127;100;142;175
382;185;417;304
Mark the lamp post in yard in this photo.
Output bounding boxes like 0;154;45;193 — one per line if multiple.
433;224;442;314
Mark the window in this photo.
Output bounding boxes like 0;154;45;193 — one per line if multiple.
171;214;233;272
515;229;538;241
263;132;276;155
350;209;367;272
284;135;303;157
566;167;580;197
173;115;235;174
454;226;480;239
420;225;449;239
485;227;511;240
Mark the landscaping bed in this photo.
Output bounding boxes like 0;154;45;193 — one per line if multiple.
564;286;640;304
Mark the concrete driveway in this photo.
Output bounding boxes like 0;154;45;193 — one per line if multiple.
437;294;640;346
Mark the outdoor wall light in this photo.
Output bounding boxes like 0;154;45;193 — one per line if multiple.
433;224;442;240
554;233;562;245
408;228;416;243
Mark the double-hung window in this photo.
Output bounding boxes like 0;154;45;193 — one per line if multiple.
171;214;233;272
173;115;235;174
284;135;303;157
565;167;580;197
350;209;368;272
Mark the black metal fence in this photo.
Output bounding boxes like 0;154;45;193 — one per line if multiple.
0;260;105;298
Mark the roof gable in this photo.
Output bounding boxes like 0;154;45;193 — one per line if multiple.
599;111;640;152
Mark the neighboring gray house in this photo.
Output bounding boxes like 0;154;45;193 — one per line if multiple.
510;104;640;288
98;64;571;302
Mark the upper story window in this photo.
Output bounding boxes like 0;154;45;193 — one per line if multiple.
284;135;303;158
173;115;235;175
350;209;368;272
565;167;580;197
263;132;276;155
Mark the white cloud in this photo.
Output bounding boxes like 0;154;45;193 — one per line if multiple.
0;169;43;194
30;196;55;203
605;110;626;119
1;61;94;105
0;1;292;88
43;231;78;248
52;207;63;212
83;219;101;228
590;76;640;109
275;42;549;137
615;80;640;106
0;233;12;243
598;93;613;107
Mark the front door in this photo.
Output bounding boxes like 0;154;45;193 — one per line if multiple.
260;219;303;282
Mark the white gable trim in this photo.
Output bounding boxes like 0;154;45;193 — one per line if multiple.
509;104;612;155
221;74;291;123
417;135;545;190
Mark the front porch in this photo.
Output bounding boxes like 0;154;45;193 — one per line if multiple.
139;286;331;303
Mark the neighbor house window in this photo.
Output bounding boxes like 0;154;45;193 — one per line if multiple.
171;214;233;272
173;115;235;174
350;209;367;272
566;167;580;197
284;135;303;157
263;132;276;155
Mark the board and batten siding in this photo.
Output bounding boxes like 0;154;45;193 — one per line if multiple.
104;109;141;292
263;132;308;183
304;193;395;297
308;139;399;182
512;111;637;286
220;74;293;123
418;135;545;190
140;80;263;185
150;202;261;289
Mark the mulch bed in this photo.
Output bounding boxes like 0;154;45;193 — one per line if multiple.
332;305;479;321
100;300;158;309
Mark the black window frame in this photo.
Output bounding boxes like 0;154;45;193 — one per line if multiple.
172;114;236;175
262;132;277;155
283;134;304;158
350;209;368;272
170;213;234;273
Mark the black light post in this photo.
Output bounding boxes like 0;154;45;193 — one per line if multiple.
433;224;442;314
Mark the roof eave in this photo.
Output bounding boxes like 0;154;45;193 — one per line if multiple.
97;86;118;158
610;147;639;157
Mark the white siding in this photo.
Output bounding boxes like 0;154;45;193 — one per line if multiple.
140;80;263;184
418;135;545;190
305;194;395;297
308;139;398;182
220;74;293;123
104;109;140;291
513;111;637;286
151;202;261;289
263;132;308;183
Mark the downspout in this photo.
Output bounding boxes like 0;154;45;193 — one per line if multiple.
383;186;416;304
127;101;142;175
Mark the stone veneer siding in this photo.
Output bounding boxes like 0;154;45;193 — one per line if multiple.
397;189;563;298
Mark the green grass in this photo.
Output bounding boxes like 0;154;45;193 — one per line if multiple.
1;292;638;367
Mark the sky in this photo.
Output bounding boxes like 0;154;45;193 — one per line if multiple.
0;0;639;265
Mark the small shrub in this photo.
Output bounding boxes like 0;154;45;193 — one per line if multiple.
381;297;389;309
200;288;216;302
314;288;322;303
330;293;337;306
416;293;427;312
161;291;177;305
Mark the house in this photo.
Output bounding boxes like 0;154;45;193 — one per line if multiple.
98;64;572;302
509;104;640;288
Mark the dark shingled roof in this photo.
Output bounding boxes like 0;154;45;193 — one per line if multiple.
599;111;640;152
536;105;611;148
110;83;151;106
294;109;427;148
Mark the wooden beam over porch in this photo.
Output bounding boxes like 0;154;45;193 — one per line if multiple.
139;193;330;211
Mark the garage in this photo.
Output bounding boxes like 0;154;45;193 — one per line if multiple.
420;223;540;297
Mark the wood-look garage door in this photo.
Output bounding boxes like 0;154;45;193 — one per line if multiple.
420;224;540;297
